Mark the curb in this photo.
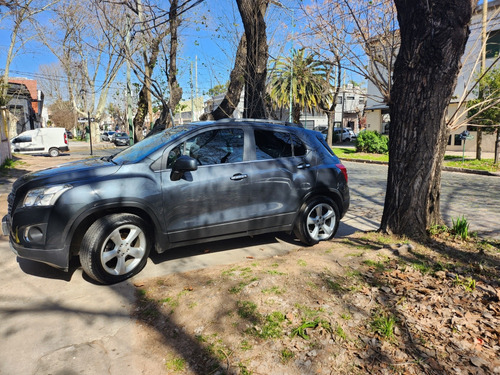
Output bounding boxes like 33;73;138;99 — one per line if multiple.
342;158;500;177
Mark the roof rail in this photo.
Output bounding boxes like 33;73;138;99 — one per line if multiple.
214;118;303;128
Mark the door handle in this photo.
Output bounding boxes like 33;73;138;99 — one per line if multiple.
297;163;311;169
230;173;248;181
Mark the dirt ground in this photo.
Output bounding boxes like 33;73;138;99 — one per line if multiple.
2;152;499;375
133;233;500;375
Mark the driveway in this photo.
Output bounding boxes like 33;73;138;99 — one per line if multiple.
0;156;498;374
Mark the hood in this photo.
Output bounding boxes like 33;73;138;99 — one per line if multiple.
13;157;122;191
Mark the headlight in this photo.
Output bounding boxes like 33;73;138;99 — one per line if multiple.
23;184;73;207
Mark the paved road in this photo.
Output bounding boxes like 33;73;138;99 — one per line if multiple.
0;155;498;374
344;161;500;239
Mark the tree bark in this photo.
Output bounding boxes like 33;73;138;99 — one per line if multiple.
475;128;482;160
495;127;500;164
236;0;268;119
150;0;182;134
167;0;182;127
201;35;247;120
133;36;162;142
380;0;474;239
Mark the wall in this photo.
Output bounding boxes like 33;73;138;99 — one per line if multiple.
0;108;12;165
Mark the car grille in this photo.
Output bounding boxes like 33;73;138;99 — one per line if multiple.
7;179;22;216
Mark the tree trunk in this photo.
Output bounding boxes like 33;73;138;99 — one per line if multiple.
380;0;474;239
495;127;500;164
475;128;482;160
149;0;181;134
133;37;162;142
201;35;247;120
236;0;268;119
167;0;182;128
292;104;301;124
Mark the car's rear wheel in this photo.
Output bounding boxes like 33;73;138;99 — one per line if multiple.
80;214;151;284
49;147;60;157
294;197;339;245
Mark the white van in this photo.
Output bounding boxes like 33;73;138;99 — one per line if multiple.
11;127;69;157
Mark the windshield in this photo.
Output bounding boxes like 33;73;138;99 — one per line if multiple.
112;125;196;164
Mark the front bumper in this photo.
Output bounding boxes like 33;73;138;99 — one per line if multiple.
2;214;69;271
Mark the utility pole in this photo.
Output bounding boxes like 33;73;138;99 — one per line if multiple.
191;61;194;122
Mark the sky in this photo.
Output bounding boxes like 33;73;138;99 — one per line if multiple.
0;0;368;108
0;0;299;104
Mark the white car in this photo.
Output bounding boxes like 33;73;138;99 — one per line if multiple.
11;127;69;157
334;127;356;142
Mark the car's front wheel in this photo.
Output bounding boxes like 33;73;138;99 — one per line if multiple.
79;214;151;284
294;197;339;246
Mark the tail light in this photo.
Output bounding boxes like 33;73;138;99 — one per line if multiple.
64;132;68;144
336;163;348;183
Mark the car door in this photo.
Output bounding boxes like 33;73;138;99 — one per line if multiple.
11;132;39;153
161;127;252;243
244;128;315;231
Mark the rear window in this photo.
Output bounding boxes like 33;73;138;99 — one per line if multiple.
315;133;336;157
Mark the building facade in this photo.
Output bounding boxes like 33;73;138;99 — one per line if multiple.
364;1;500;153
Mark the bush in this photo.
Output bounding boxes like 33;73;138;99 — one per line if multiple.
355;130;389;154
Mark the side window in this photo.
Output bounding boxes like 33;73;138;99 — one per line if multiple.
254;130;293;160
185;128;244;166
13;136;32;143
290;133;307;156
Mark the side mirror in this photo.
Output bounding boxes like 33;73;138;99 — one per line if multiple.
170;155;198;181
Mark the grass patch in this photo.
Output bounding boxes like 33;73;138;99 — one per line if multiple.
333;148;499;173
280;348;295;363
237;300;259;321
0;158;24;175
262;286;286;295
453;275;477;292
371;311;397;340
291;319;331;340
165;357;186;371
445;158;500;172
332;147;388;162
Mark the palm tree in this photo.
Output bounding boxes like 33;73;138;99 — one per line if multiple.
268;49;328;124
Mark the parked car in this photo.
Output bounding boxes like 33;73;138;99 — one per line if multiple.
113;132;130;146
66;130;74;139
100;131;115;142
10;127;69;157
334;127;356;142
2;119;350;284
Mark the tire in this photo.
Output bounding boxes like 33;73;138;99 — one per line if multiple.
49;148;60;157
79;214;151;284
294;197;340;246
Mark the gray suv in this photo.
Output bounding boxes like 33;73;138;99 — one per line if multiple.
2;119;349;284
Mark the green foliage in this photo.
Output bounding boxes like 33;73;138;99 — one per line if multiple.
467;67;500;131
259;311;286;339
291;319;331;340
269;49;329;122
237;300;259;321
165;357;186;371
451;215;470;240
206;82;229;97
280;349;295;363
0;158;18;172
453;275;476;292
355;130;389;154
428;224;449;236
370;311;396;339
